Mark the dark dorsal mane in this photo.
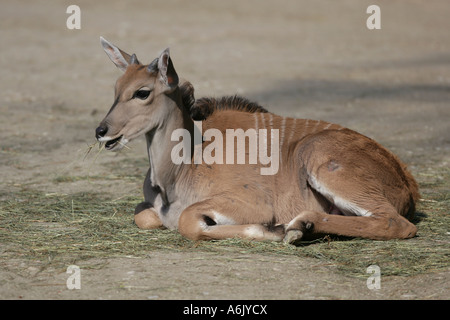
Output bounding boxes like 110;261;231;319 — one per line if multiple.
194;96;268;118
179;81;268;120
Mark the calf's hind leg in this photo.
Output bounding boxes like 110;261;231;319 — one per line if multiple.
284;208;417;243
284;174;417;242
286;129;418;242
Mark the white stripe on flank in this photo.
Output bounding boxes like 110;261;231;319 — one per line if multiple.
280;117;286;165
253;113;259;131
280;117;286;142
313;120;321;133
302;119;309;137
288;118;297;143
260;113;266;130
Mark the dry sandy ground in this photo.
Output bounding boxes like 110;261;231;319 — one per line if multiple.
0;0;449;300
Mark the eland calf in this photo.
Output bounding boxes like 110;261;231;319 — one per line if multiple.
96;38;419;243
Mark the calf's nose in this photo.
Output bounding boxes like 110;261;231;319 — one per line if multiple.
95;126;108;139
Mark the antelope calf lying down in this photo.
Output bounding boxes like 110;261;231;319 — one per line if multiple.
96;37;419;242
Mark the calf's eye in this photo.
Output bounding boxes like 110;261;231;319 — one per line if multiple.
133;89;151;100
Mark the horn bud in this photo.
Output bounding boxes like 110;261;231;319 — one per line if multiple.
147;58;159;74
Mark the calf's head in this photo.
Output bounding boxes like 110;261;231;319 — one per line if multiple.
95;37;179;150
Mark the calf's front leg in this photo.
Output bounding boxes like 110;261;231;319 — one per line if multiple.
178;199;284;241
134;168;164;230
134;202;164;229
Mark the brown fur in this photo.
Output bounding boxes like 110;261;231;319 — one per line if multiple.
97;39;419;243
